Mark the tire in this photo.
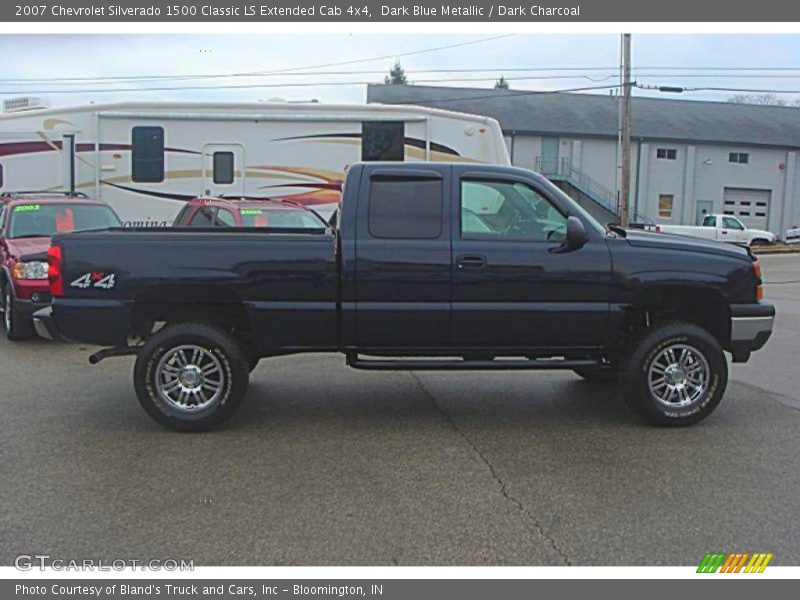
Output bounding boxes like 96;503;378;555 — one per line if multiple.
750;238;770;247
621;321;727;427
2;287;34;341
573;366;618;383
133;323;249;432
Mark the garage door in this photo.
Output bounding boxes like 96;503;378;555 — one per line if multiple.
723;188;770;230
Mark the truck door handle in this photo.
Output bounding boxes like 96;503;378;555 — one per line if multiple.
721;230;728;235
456;254;487;269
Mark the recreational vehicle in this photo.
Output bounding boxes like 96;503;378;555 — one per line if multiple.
0;99;509;225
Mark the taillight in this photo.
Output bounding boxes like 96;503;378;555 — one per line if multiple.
753;260;763;301
48;244;64;297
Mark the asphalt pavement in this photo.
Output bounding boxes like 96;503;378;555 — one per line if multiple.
1;254;798;566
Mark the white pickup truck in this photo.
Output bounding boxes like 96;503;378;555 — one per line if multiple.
648;214;777;247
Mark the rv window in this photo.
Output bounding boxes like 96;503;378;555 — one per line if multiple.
213;152;235;184
131;126;165;183
368;176;442;239
362;121;405;162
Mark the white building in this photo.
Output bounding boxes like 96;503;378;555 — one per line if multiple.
368;84;800;236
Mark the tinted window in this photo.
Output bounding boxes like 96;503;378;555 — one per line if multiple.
362;121;405;161
702;215;716;227
368;177;442;239
213;152;235;184
8;204;121;238
0;204;6;233
461;180;566;242
132;126;164;182
0;163;4;188
188;207;216;227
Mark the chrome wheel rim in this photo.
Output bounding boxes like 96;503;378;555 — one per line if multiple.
3;292;11;333
648;343;710;408
155;345;224;412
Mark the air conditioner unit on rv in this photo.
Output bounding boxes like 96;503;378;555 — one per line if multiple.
3;97;51;113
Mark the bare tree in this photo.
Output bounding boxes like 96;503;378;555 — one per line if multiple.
727;93;789;107
494;76;510;90
384;61;408;85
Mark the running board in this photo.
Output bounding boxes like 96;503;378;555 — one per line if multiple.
346;354;598;371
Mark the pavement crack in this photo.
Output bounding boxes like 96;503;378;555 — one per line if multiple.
409;371;572;566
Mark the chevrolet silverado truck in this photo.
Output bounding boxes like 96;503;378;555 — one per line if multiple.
34;163;775;431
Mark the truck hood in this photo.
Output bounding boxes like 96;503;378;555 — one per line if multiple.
623;229;750;260
4;236;50;259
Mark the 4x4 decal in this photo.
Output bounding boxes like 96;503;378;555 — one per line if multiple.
70;272;116;290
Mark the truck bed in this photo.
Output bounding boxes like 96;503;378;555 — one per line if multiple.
51;228;339;351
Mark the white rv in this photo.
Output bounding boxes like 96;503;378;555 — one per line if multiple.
0;98;509;225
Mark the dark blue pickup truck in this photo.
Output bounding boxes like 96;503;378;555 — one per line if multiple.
35;163;774;431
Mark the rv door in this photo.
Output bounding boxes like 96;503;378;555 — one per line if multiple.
202;144;244;197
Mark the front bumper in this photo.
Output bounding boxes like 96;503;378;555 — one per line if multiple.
729;302;775;361
13;294;51;319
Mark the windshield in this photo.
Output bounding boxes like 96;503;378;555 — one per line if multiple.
238;207;324;229
8;203;121;238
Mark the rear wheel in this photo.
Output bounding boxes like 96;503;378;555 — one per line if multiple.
2;288;34;341
622;321;727;427
134;323;249;432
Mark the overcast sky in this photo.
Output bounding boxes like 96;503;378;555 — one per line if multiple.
0;34;798;107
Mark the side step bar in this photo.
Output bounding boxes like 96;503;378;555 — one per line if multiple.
346;353;598;371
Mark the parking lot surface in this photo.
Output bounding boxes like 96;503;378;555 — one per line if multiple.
1;254;799;566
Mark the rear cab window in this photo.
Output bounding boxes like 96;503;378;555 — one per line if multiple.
368;176;443;239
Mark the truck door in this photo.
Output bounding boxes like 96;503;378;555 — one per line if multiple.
720;215;748;243
202;144;244;197
354;166;451;349
450;167;612;350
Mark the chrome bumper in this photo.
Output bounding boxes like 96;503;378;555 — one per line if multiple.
728;303;775;360
731;315;774;342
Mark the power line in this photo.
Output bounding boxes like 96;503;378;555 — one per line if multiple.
2;63;799;85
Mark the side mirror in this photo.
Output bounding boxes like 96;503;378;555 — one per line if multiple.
564;216;588;250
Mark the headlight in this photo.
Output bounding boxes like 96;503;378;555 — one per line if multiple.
12;261;49;280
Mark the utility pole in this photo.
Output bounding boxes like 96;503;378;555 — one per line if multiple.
619;33;632;227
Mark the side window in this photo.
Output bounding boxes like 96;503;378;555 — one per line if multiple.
658;194;674;219
132;126;164;183
215;208;236;227
188;206;217;227
0;163;4;189
362;121;405;161
0;204;5;234
368;176;442;239
723;216;744;230
213;152;235;184
702;215;716;227
460;179;567;242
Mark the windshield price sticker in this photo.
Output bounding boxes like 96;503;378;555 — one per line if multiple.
13;204;40;213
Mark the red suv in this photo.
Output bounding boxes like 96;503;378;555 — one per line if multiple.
0;193;122;340
173;197;328;230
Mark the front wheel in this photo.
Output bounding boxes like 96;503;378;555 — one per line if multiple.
2;288;34;341
134;323;249;432
622;321;727;427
